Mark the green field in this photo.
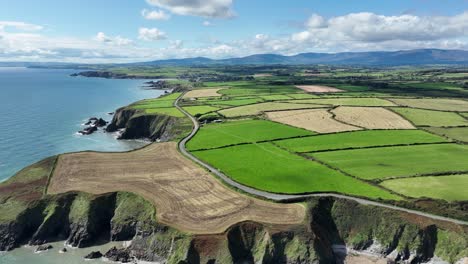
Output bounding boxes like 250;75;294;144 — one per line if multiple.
131;92;181;109
381;175;468;201
285;97;396;106
219;85;299;96
274;130;448;153
132;100;174;109
390;98;468;112
182;106;220;116
187;119;313;150
145;107;184;117
286;93;320;99
424;127;468;142
129;92;184;117
311;143;468;180
205;98;264;107
219;102;328;117
259;94;294;101
193;143;399;199
392;107;468;127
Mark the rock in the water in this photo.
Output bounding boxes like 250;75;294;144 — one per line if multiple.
93;118;108;127
78;126;98;135
107;112;114;115
59;248;67;253
84;251;103;259
35;244;53;252
104;246;132;262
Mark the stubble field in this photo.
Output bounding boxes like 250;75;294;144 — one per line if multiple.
48;142;306;234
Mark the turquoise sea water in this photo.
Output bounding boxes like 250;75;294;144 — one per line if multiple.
0;67;164;263
0;67;164;182
0;241;124;264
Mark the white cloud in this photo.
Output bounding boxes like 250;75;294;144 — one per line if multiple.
95;32;133;46
294;11;468;44
138;27;167;41
169;40;184;49
146;0;234;18
141;9;170;20
0;21;43;32
1;12;468;63
202;21;213;26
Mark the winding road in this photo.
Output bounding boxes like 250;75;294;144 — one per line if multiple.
174;94;468;226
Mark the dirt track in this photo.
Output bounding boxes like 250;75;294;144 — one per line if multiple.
48;142;305;234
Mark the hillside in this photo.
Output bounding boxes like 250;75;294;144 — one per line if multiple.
138;49;468;66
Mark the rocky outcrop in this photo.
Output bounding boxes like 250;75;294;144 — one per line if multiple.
35;244;52;252
106;107;190;141
104;246;132;262
71;71;163;79
66;193;117;248
79;117;108;135
84;251;102;259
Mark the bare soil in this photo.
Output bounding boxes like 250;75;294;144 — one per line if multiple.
48;142;305;234
332;106;415;130
266;109;361;133
183;88;224;98
295;85;344;93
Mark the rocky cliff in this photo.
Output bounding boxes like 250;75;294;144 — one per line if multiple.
0;158;467;264
71;71;159;79
106;107;192;141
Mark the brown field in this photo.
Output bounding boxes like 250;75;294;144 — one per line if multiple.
183;88;224;98
266;109;362;133
389;98;468;112
295;85;344;93
253;73;273;78
332;106;415;130
48;142;305;234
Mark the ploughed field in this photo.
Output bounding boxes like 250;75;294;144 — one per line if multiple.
48;142;305;234
181;78;468;202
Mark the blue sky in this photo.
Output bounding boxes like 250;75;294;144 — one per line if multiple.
0;0;466;62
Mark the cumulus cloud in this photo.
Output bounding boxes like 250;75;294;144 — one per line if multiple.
141;9;170;20
2;11;468;63
146;0;234;18
95;32;133;46
294;12;468;44
138;27;167;41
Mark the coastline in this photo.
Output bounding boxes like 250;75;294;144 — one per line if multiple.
0;71;467;264
0;67;165;182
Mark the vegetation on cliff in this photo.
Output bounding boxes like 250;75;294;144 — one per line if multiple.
0;157;467;263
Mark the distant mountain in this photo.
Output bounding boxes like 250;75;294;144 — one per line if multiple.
140;49;468;66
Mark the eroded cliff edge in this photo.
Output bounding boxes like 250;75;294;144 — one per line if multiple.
0;157;467;264
105;105;192;142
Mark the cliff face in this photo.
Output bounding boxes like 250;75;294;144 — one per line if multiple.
0;158;467;263
1;182;467;263
106;107;191;141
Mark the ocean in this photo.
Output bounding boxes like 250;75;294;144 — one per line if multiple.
0;67;163;263
0;67;163;182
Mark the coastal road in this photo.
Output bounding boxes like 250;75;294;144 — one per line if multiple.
174;94;468;226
